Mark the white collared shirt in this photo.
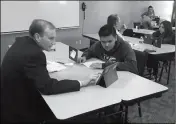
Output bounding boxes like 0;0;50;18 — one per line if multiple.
116;29;125;40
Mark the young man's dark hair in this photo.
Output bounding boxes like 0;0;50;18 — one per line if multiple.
148;5;153;9
98;24;116;37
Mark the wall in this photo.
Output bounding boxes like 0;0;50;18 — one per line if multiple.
1;1;79;32
1;1;89;64
1;28;90;64
82;1;174;34
1;1;174;63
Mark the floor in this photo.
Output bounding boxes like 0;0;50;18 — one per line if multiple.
79;48;175;123
127;61;175;123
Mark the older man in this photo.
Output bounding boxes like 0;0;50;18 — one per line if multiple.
1;19;99;123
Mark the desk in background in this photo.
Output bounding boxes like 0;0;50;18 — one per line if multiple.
42;42;168;121
82;33;175;55
132;28;155;35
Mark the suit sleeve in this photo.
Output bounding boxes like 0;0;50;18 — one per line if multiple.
24;52;80;95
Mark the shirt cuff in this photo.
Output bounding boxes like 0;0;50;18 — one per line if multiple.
78;81;83;87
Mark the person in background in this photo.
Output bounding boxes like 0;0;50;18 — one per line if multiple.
152;20;175;45
141;6;157;29
107;14;127;40
77;24;138;74
146;20;175;80
1;19;99;123
141;6;156;20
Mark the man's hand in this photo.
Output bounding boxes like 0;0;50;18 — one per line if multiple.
77;56;86;63
90;63;102;69
80;73;101;87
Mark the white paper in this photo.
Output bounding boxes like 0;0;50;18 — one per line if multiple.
47;60;67;73
82;59;105;68
70;50;76;58
64;63;74;66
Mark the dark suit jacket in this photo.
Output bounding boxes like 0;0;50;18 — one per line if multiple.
1;36;80;123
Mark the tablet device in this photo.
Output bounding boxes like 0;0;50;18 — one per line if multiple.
96;63;118;88
69;46;78;62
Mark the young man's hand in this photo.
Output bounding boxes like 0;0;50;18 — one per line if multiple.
79;73;101;87
77;56;86;63
90;63;102;69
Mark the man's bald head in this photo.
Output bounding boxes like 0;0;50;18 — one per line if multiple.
29;19;56;37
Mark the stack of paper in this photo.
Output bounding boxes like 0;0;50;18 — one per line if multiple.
47;60;67;73
82;59;105;68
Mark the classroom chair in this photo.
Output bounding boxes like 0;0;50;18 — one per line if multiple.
134;50;148;77
123;29;134;37
158;56;174;85
133;50;148;118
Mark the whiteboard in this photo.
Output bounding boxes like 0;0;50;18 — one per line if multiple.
1;1;79;33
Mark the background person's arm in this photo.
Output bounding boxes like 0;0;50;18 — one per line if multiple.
141;11;148;18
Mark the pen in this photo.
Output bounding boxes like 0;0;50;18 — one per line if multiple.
56;61;65;64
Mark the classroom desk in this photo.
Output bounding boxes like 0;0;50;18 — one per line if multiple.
123;36;175;55
150;26;175;31
132;28;155;35
42;42;168;121
82;33;175;55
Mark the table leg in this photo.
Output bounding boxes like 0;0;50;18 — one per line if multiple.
167;60;172;85
137;102;142;117
159;62;164;82
125;105;128;123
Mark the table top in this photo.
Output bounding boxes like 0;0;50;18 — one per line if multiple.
132;28;155;35
83;33;175;55
123;36;175;54
42;42;168;120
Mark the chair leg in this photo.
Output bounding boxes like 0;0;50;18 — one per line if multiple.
164;61;168;72
124;106;128;124
155;73;158;82
137;102;142;117
167;60;172;85
158;62;165;82
147;68;152;79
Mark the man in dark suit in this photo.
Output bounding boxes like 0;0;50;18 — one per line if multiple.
1;19;99;123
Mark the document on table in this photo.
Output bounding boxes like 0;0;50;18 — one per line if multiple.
47;60;67;73
82;59;105;68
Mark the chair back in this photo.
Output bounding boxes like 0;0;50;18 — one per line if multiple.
123;29;134;37
134;50;147;76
